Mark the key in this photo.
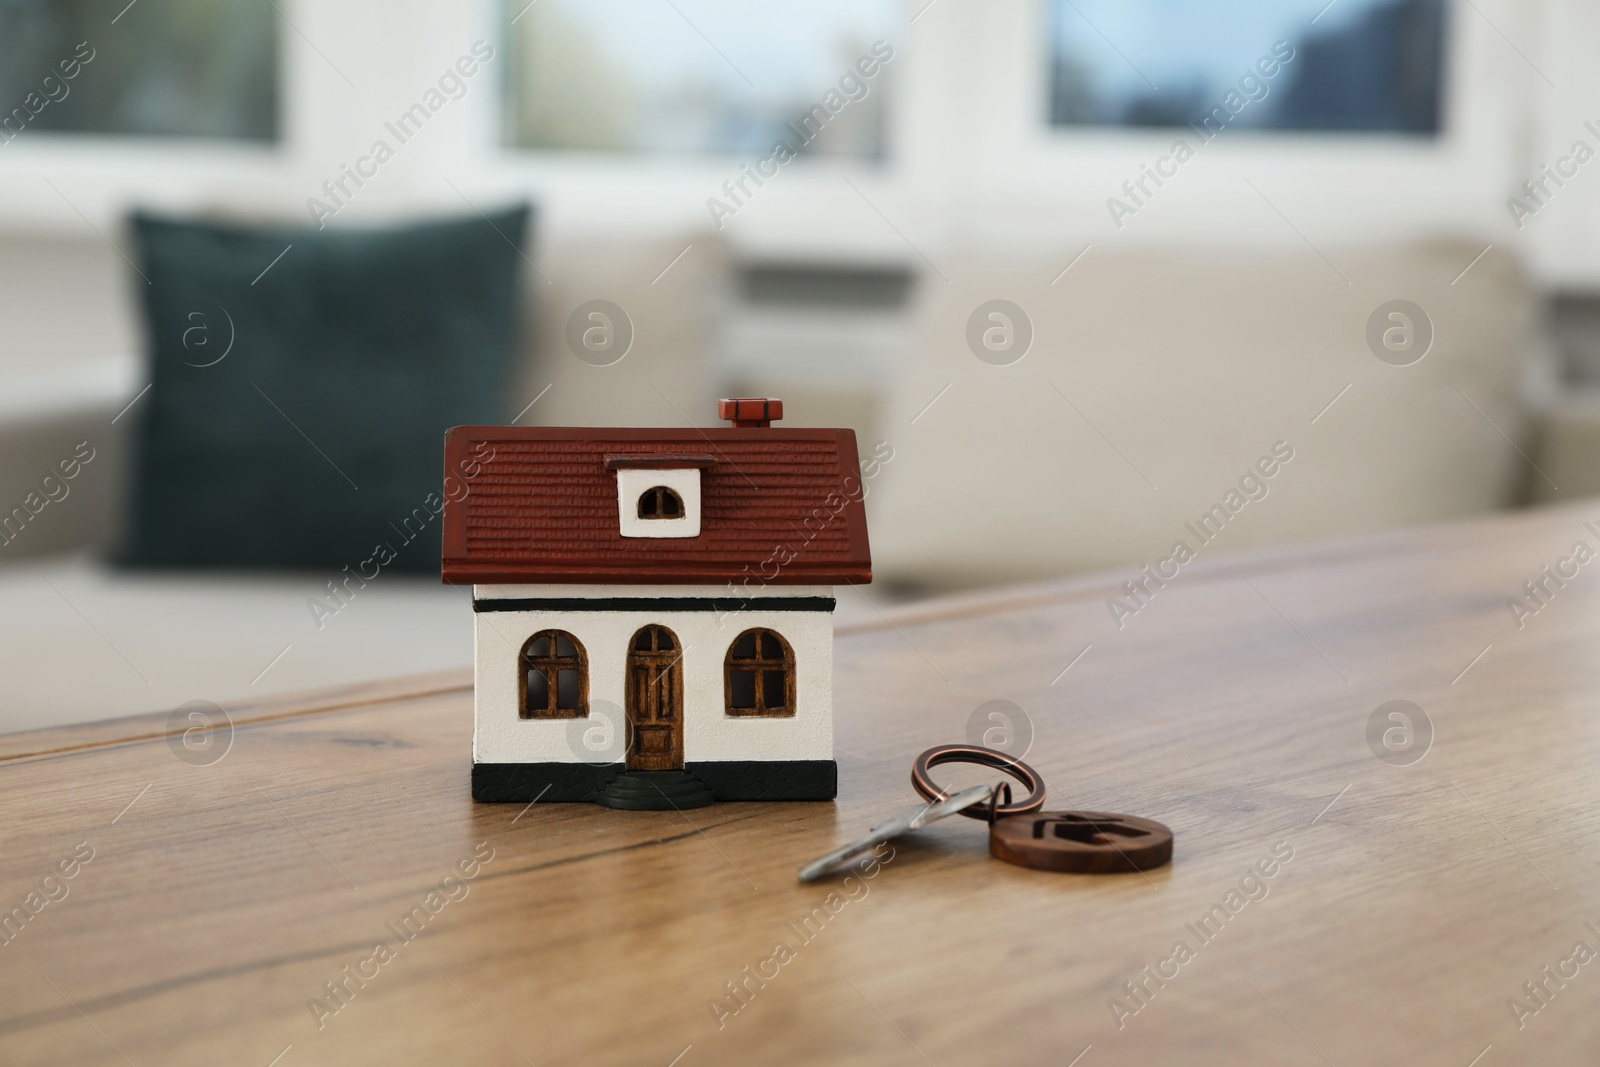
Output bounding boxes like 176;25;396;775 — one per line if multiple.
797;783;997;882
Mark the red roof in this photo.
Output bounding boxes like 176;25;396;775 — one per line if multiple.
441;426;872;585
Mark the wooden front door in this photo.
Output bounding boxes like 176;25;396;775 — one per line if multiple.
626;625;683;771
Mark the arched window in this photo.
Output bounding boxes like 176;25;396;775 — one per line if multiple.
638;486;684;519
520;630;587;719
725;628;795;717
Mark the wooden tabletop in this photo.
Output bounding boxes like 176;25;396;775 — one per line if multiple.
4;501;1600;1066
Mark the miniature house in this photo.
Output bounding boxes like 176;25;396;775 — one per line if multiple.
440;399;872;809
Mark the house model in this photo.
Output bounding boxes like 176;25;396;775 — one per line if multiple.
440;399;872;809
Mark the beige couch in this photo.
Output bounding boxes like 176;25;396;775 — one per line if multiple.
514;232;728;429
867;240;1536;590
0;232;1540;730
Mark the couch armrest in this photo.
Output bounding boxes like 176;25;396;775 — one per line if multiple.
1530;390;1600;505
0;392;129;561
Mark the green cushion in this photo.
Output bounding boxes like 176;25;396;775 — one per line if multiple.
118;206;530;571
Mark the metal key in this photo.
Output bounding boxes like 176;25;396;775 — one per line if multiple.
797;783;997;882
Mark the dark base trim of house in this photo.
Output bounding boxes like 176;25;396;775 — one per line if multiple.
687;760;836;801
471;760;837;803
472;762;622;803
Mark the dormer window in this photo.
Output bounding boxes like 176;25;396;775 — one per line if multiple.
605;454;710;538
638;487;684;520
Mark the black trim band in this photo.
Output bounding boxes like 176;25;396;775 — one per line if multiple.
473;596;836;613
472;762;620;802
471;760;837;802
686;760;836;801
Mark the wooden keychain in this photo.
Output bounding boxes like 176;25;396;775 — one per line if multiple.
911;745;1174;874
799;744;1173;880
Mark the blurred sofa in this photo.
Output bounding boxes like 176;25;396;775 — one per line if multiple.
868;239;1538;589
514;231;727;428
0;229;1544;730
1531;390;1600;503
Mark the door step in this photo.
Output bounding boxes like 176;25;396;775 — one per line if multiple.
592;770;716;810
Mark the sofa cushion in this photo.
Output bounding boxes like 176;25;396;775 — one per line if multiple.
118;206;529;570
514;231;725;429
870;240;1534;589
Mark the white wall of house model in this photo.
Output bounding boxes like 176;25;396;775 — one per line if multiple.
471;582;834;765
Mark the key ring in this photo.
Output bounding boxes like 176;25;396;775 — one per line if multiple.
986;782;1014;825
911;744;1046;820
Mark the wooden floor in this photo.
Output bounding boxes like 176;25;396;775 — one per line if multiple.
3;501;1600;1065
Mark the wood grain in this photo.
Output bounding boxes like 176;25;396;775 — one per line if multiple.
4;500;1600;1065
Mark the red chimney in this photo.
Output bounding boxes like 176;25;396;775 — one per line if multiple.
718;397;783;428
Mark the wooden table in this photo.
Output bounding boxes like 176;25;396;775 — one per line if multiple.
4;501;1599;1066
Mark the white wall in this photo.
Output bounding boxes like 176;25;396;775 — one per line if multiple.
471;585;834;765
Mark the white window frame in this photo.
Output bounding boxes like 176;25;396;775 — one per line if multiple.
0;0;1575;275
616;468;702;538
899;0;1540;251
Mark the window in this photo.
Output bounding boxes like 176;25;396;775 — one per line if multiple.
1047;0;1445;134
615;467;702;538
520;630;587;719
0;0;279;141
504;0;897;158
638;486;685;520
725;628;794;717
634;625;676;653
